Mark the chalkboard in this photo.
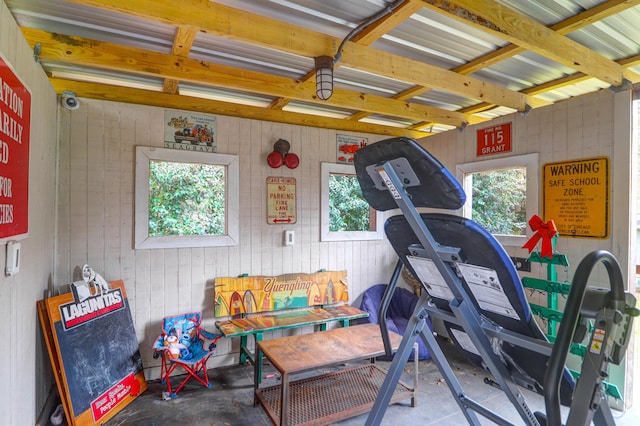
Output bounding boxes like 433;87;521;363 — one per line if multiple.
39;280;147;426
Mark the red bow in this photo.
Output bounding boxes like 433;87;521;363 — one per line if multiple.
522;215;557;258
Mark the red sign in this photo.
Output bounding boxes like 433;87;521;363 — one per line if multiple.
91;372;141;422
0;54;31;241
476;122;511;157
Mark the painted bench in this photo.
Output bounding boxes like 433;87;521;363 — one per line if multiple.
213;270;368;381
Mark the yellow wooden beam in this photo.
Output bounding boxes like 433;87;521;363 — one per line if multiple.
163;25;198;94
49;78;431;138
25;28;475;127
65;0;545;111
372;0;640;121
422;0;640;86
350;0;424;45
272;0;424;111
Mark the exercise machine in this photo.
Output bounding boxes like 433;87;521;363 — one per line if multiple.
352;137;638;425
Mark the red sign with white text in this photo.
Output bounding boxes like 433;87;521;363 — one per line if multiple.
476;123;511;157
0;54;31;240
91;372;141;422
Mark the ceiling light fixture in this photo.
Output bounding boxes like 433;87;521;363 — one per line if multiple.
313;0;404;101
314;56;334;100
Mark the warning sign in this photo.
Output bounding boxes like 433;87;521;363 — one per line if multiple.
267;177;296;224
542;157;609;239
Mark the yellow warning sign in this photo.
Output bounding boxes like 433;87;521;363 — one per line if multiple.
542;157;609;239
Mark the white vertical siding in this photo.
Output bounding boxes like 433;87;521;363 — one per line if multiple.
0;1;58;424
419;89;634;405
53;91;633;387
54;99;396;379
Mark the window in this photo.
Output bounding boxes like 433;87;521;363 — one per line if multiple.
321;162;383;241
135;146;239;249
456;154;538;247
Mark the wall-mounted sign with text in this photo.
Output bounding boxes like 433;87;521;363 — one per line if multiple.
542;157;609;239
267;176;297;224
336;134;367;164
476;123;512;157
164;109;217;153
0;53;31;241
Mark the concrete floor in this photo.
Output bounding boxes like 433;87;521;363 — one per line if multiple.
99;337;639;426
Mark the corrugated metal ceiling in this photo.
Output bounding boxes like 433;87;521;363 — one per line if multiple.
5;0;640;138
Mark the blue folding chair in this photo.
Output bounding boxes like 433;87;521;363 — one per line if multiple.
153;312;222;398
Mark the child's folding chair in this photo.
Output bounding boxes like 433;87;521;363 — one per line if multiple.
152;312;222;398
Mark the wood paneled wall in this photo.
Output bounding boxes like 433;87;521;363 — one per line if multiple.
54;99;399;377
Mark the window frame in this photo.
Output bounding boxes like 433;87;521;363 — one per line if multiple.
320;162;384;242
135;146;239;249
456;153;538;247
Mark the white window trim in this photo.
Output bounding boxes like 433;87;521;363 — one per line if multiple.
456;153;539;247
321;162;384;241
135;146;239;249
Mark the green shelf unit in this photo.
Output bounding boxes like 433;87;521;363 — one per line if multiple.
523;238;569;339
528;252;570;267
520;277;571;295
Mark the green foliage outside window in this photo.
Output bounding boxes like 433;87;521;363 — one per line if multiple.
471;168;526;235
329;173;372;232
149;160;226;236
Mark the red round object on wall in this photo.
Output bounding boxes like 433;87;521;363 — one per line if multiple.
267;151;283;168
267;151;284;169
284;153;300;169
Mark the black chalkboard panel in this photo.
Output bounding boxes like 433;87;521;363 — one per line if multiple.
39;280;147;426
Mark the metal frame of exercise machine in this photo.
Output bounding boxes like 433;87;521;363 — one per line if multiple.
353;137;637;426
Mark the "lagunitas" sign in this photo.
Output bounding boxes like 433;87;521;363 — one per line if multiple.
59;288;125;330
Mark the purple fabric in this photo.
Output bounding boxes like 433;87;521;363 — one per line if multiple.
359;284;431;360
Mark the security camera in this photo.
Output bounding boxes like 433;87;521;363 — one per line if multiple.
61;91;80;110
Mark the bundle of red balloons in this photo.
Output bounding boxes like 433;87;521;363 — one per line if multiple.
267;139;299;169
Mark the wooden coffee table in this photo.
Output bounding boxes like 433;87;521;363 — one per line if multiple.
254;323;416;426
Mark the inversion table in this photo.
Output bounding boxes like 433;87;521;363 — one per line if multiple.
353;137;637;426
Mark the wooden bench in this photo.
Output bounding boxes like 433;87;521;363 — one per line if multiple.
213;271;369;380
254;323;417;426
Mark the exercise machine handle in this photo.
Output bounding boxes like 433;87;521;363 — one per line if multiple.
543;250;625;426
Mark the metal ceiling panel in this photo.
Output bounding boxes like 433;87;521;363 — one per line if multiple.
190;33;313;80
7;0;175;53
5;0;640;137
374;7;507;68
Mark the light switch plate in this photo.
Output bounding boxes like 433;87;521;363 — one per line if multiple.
5;241;20;276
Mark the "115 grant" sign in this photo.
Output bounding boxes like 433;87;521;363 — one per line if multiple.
476;123;512;157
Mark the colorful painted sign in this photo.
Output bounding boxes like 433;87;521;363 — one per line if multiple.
213;270;349;317
542;157;609;239
164;109;216;153
0;53;31;241
337;134;367;164
476;122;512;157
267;176;296;224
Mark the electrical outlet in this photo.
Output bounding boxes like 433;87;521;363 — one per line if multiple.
511;256;531;272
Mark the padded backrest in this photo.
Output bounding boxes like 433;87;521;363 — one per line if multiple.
162;313;202;347
385;213;533;331
353;137;465;211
